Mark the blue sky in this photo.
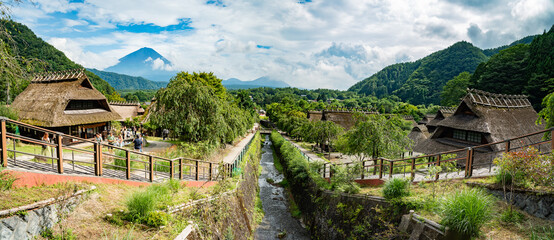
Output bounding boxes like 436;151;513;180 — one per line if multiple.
11;0;554;89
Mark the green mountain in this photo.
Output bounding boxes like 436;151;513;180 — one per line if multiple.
87;68;168;90
349;41;488;105
482;35;536;57
1;20;116;96
471;25;554;109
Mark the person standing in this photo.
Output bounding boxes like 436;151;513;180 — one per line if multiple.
40;132;51;160
133;133;143;152
95;132;103;143
107;132;115;150
162;129;169;140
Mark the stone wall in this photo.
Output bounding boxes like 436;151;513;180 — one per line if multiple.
0;190;89;240
468;182;554;221
399;211;448;240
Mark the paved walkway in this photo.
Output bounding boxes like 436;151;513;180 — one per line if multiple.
282;134;497;183
222;124;259;164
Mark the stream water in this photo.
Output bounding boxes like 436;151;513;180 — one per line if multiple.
254;135;310;240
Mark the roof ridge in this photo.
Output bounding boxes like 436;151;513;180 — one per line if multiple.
32;68;86;83
466;88;532;108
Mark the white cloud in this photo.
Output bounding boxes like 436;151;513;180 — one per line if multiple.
10;0;554;89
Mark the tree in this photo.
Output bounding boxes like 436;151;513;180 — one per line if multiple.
336;113;412;174
441;72;470;106
151;72;254;143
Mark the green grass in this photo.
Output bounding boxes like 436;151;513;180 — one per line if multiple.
0;182;89;210
272;147;283;173
440;188;493;238
382;177;410;199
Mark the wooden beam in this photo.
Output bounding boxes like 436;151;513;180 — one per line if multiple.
57;135;63;174
1;120;6;167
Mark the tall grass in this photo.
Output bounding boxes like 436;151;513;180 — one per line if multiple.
440;188;493;238
126;191;156;222
0;167;17;191
382;177;410;199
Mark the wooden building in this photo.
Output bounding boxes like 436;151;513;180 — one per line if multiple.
407;124;430;147
11;69;121;141
319;108;378;130
426;106;455;133
110;101;145;121
414;89;544;165
307;110;323;122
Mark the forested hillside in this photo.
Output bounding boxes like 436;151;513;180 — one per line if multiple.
470;26;554;109
88;68;167;90
349;41;487;105
0;20;116;97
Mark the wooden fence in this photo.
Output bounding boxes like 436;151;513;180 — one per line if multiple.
0;117;236;182
321;128;554;181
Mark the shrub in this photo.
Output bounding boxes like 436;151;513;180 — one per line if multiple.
382;177;410;199
500;209;525;223
144;211;169;228
440;188;493;238
126;191;157;222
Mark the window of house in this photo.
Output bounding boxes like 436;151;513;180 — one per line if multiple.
452;129;481;143
453;129;466;140
467;131;481;143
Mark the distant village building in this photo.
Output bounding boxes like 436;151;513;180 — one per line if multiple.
109;101;145;121
402;115;417;127
414;89;544;165
307;110;323;122
417;114;435;125
11;69;121;142
307;108;377;129
407;124;430;148
425;106;456;133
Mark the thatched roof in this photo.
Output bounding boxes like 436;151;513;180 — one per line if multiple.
110;101;145;121
414;89;544;163
307;111;322;121
407;124;430;147
427;107;456;127
402;115;418;126
11;69;121;127
418;114;435;125
321;109;379;129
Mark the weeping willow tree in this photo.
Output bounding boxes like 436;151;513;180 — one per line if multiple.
151;72;255;144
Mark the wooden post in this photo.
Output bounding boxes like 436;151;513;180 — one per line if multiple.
98;144;103;176
411;158;416;180
389;160;393;179
505;140;511;153
551;129;554;152
467;148;474;177
379;158;383;179
179;158;183;180
56;135;63;174
126;150;131;179
208;162;213;181
435;154;441;180
170;160;174;179
465;148;473;178
195;161;199;180
149;156;154;182
1;120;7;167
360;161;365;180
94;143;100;176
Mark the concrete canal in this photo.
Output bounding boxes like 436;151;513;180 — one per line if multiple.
254;135;310;240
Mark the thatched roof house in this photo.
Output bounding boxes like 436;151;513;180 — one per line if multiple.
417;114;435;125
320;108;378;130
402;115;417;127
426;106;456;133
307;110;323;121
414;89;544;166
407;124;430;148
110;101;145;121
11;69;120;139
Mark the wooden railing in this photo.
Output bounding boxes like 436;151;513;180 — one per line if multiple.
0;117;233;182
321;128;554;181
